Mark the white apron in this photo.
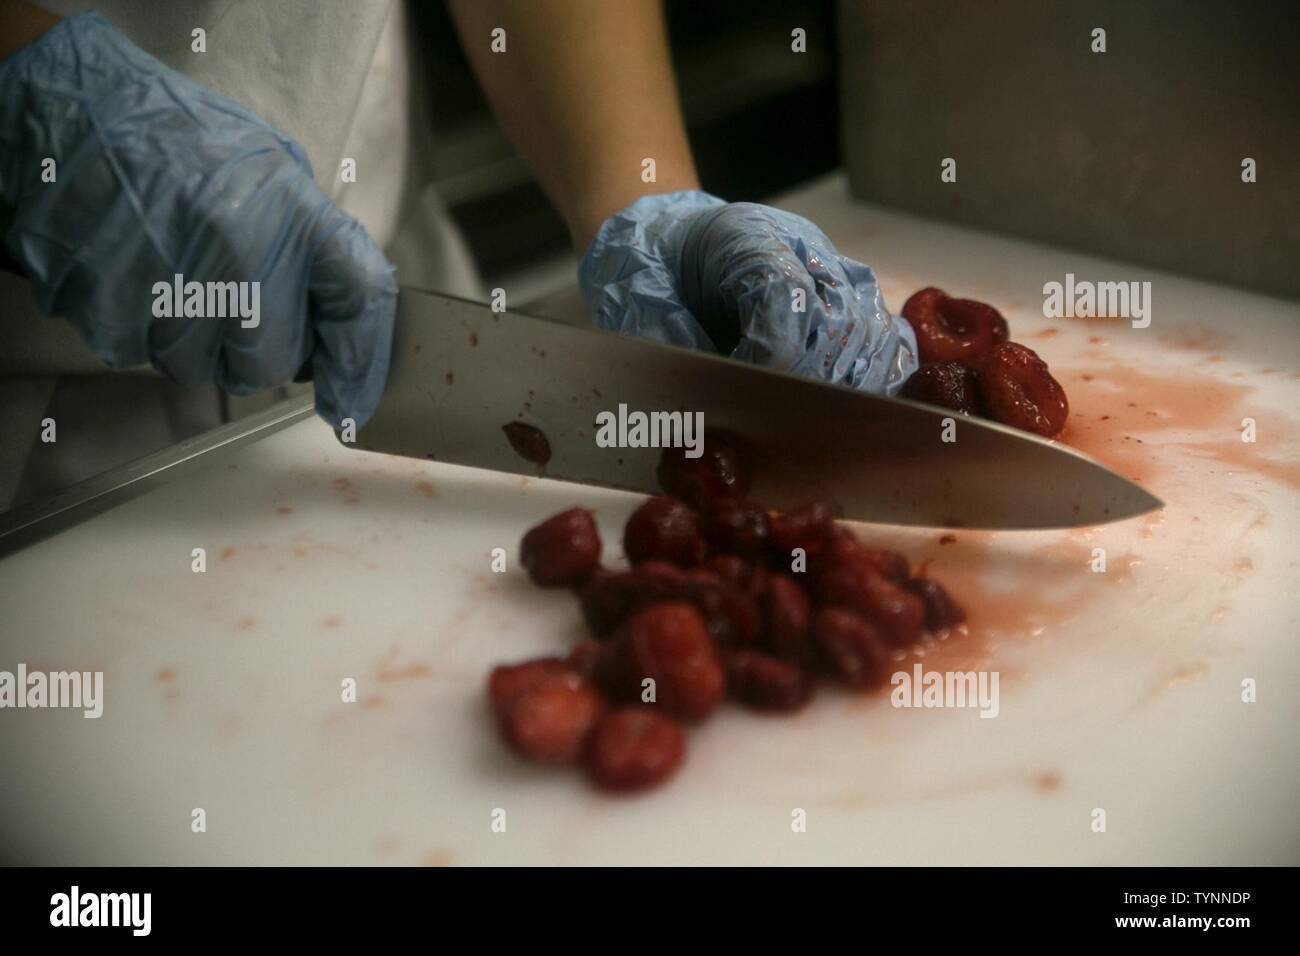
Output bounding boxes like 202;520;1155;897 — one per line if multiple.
0;0;482;510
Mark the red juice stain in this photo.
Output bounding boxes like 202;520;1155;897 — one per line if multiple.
1056;360;1298;491
1155;324;1234;353
1176;439;1300;492
1033;771;1063;793
1127;661;1210;713
332;478;361;504
502;421;552;467
376;662;431;683
839;529;1130;682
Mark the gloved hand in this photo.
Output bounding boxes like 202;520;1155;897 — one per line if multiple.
0;13;396;427
578;191;917;394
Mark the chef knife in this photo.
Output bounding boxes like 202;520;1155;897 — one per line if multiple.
344;287;1162;530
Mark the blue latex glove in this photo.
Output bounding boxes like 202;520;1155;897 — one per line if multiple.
579;191;918;394
0;13;396;427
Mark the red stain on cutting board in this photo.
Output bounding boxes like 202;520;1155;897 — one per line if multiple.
871;533;1142;685
320;647;434;728
827;345;1295;730
377;661;431;683
1033;771;1063;793
333;477;361;504
1057;361;1299;491
157;667;179;702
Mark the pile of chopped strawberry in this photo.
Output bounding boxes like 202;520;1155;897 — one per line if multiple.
488;440;965;794
899;288;1069;438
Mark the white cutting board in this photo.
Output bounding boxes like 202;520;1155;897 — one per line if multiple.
2;175;1297;865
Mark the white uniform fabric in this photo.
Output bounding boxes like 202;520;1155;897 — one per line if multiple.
0;0;482;511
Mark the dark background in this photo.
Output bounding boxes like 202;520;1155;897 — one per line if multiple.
413;0;840;285
417;0;1300;300
840;0;1300;301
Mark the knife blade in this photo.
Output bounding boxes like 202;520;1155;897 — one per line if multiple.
346;287;1162;529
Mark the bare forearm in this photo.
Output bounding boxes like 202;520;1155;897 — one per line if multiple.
0;0;58;61
447;0;699;251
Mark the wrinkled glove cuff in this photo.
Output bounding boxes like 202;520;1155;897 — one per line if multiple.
577;190;725;306
0;13;128;206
